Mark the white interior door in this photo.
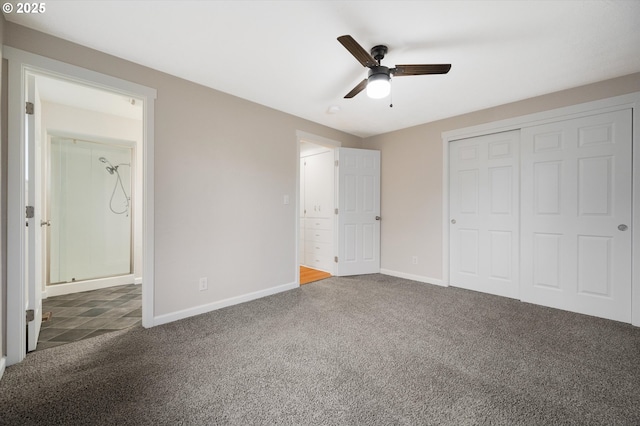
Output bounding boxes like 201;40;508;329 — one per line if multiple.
26;74;44;351
449;131;520;298
335;148;380;276
520;109;633;322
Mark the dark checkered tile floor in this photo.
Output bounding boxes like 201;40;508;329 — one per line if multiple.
36;284;141;351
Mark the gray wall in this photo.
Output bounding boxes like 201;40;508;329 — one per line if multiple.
363;72;640;283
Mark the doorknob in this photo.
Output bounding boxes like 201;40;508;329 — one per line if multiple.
375;216;381;221
618;224;628;231
451;219;456;224
40;220;51;227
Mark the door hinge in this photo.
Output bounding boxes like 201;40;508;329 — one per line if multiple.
335;160;339;167
26;205;35;219
26;309;35;322
334;256;338;263
334;208;338;214
26;102;34;115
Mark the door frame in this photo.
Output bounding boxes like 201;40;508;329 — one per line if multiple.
441;92;640;326
5;47;157;365
295;131;341;284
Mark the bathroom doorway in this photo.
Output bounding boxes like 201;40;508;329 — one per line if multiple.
33;78;143;350
5;47;156;365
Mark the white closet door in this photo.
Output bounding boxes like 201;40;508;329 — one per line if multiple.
520;109;632;322
449;131;520;298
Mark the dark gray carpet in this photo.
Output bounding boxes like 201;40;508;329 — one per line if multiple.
1;274;639;425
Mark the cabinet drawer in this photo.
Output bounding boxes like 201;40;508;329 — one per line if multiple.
304;241;332;258
303;253;333;272
305;229;332;243
305;218;333;230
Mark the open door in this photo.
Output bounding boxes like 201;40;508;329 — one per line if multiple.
26;74;44;351
335;148;381;276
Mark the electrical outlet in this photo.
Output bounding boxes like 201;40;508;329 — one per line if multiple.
198;277;208;291
412;256;418;265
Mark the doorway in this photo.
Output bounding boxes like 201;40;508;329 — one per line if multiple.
5;47;156;365
299;139;336;283
295;131;382;285
300;141;335;277
30;75;143;351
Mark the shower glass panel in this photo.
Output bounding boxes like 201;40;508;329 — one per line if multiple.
49;137;133;284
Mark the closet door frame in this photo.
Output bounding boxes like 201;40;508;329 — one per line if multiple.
441;92;640;326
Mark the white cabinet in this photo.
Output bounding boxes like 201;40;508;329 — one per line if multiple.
300;151;334;272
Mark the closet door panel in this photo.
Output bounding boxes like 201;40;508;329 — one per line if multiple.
520;109;632;322
449;130;520;299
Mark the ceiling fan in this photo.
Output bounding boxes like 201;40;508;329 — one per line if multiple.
338;35;451;99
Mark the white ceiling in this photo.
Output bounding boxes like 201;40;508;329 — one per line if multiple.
6;1;640;138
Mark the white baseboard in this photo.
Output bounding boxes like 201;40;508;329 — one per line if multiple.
0;357;6;381
45;275;136;297
134;277;143;285
380;269;446;287
153;281;299;327
46;275;133;297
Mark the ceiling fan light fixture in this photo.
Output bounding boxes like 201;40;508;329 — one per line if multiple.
367;68;391;99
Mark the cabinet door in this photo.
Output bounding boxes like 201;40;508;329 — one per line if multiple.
304;151;334;219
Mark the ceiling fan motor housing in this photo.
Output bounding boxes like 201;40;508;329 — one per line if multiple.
370;45;388;62
368;65;390;79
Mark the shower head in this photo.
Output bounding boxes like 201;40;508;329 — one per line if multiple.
100;156;116;174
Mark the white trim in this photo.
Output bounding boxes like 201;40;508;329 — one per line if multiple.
295;133;301;285
4;46;157;365
45;275;135;297
632;99;640;327
141;79;155;330
0;357;6;381
441;92;640;326
442;138;451;288
381;269;445;287
6;48;27;366
296;130;342;148
153;281;298;326
442;93;640;142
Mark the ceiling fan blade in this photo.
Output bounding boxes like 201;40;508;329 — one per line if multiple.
344;79;368;98
391;64;452;76
338;35;378;68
